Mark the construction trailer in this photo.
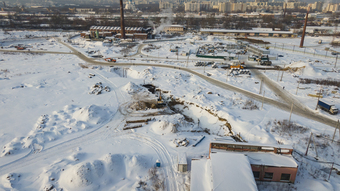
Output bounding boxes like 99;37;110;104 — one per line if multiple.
178;152;188;172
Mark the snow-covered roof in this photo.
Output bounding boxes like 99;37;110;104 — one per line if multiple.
200;28;294;34
190;158;212;191
178;152;187;165
211;152;258;191
246;152;298;168
191;152;258;191
164;25;185;28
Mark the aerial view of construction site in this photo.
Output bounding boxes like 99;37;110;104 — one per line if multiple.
0;0;340;190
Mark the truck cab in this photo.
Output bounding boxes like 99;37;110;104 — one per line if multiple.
330;106;338;115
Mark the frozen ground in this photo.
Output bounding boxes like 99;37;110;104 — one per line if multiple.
0;31;340;191
252;36;340;57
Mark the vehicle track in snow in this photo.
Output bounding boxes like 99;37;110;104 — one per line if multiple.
127;133;179;191
0;66;127;174
0;112;128;175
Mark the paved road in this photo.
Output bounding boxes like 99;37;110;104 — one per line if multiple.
0;49;74;55
251;69;339;127
58;39;339;129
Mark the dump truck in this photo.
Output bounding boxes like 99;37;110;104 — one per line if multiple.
317;100;338;115
104;58;116;62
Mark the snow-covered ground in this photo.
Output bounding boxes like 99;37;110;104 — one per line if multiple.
0;30;340;191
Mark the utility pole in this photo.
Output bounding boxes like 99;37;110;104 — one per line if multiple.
332;120;339;143
305;132;313;156
315;86;322;110
335;54;338;68
280;63;286;81
312;135;318;157
296;80;300;95
288;103;294;124
277;69;280;82
280;70;284;81
328;162;334;181
259;78;263;94
186;54;189;67
261;90;265;110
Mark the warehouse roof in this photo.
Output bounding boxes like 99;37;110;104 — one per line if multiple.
190;152;258;191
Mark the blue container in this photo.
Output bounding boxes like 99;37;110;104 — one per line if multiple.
156;160;161;167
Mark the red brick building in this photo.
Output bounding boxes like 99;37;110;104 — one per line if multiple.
209;141;298;183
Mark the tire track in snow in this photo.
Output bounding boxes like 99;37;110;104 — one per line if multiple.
0;70;125;174
127;133;179;191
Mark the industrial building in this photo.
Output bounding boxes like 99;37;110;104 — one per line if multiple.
190;140;298;190
81;26;152;40
200;28;297;38
209;141;298;183
191;152;258;191
162;25;186;34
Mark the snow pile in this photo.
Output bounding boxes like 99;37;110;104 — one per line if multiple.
151;114;189;134
285;61;322;77
1;173;21;190
1;105;111;157
59;154;151;191
122;82;145;95
192;36;202;41
72;105;111;126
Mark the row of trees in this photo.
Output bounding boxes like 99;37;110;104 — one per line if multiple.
1;11;338;31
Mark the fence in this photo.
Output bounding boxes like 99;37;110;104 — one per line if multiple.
256;42;339;60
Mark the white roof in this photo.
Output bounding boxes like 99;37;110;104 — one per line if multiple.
190;158;212;191
191;153;258;191
200;28;294;34
246;152;298;168
210;152;258;191
178;152;187;165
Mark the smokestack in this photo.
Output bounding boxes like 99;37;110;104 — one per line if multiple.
299;6;309;48
283;3;287;18
120;0;126;39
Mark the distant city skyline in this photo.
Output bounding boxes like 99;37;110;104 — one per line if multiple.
2;0;340;5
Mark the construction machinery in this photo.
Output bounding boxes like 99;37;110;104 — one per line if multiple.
104;58;116;62
157;91;166;106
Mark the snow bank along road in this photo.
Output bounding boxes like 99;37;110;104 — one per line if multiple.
57;40;339;129
0;49;73;55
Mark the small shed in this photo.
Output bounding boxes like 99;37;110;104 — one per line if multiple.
178;152;187;172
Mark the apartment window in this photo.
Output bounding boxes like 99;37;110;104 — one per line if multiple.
264;172;274;180
253;171;260;179
280;173;291;181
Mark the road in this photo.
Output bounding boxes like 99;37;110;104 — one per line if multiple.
0;49;74;55
56;39;340;129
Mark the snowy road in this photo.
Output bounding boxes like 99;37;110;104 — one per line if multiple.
0;49;74;55
56;39;339;130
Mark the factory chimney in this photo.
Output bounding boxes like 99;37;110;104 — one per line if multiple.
283;3;287;18
299;6;310;48
120;0;126;39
